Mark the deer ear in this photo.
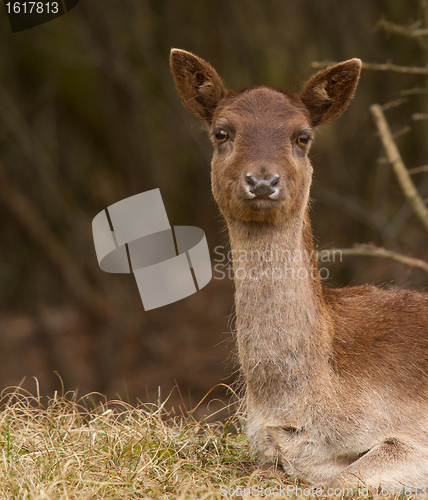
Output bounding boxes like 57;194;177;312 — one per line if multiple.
300;59;362;127
170;49;227;123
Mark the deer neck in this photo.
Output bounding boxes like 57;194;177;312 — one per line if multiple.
227;211;332;403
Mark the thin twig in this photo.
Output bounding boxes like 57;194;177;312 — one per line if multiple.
408;165;428;175
392;126;411;140
321;244;428;275
378;18;428;39
412;113;428;120
401;87;428;95
370;103;428;232
311;61;428;75
381;98;409;110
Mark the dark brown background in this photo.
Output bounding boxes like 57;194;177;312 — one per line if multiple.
0;0;427;413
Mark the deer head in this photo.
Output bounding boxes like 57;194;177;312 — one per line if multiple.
170;49;361;225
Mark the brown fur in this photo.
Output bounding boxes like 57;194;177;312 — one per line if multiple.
170;49;428;492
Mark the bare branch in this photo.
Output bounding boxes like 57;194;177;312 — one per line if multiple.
392;126;411;140
381;98;409;110
321;244;428;275
370;103;428;232
311;61;428;75
381;163;428;175
377;157;389;165
412;113;428;120
408;165;428;175
401;87;428;96
378;18;428;39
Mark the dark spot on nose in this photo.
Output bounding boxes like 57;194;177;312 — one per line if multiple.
245;174;280;198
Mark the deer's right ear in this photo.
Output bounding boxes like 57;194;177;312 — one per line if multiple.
300;59;362;127
170;49;227;123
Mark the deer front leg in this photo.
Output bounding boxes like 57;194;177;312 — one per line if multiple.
331;438;428;495
266;425;354;485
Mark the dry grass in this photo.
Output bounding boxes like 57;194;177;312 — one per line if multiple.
0;383;300;499
0;383;397;499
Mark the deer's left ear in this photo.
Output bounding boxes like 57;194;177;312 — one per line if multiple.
170;49;227;123
300;59;362;127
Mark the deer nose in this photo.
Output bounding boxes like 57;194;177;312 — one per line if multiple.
245;174;280;198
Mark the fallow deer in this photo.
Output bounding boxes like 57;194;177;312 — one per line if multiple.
170;48;428;491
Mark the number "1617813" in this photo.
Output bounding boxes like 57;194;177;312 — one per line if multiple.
5;2;59;14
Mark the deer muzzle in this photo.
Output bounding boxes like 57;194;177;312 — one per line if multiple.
244;173;281;200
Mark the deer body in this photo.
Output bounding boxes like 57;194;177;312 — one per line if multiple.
171;49;428;489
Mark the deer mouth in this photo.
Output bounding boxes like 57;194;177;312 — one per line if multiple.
240;186;288;211
243;196;282;211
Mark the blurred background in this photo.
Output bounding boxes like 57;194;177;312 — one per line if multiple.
0;0;427;412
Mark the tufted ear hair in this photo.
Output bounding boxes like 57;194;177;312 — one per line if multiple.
170;49;227;123
300;59;362;127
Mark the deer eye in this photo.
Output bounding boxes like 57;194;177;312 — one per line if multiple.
296;134;310;147
214;129;228;143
